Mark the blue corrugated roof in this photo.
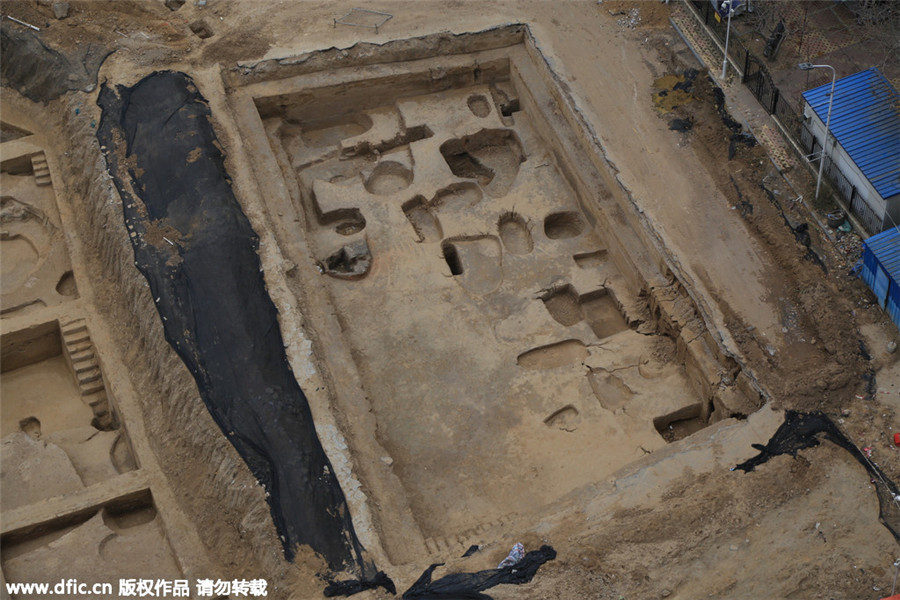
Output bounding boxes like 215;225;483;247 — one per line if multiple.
802;67;900;199
865;226;900;285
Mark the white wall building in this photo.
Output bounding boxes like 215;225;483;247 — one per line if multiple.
800;67;900;234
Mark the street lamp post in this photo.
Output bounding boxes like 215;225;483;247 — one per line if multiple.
720;0;734;80
798;62;837;202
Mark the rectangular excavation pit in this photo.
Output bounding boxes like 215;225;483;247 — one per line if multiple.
1;489;184;585
0;121;32;143
235;29;760;547
1;138;78;316
1;321;137;511
2;321;93;437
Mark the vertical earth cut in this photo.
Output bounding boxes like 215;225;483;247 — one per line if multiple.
95;70;391;592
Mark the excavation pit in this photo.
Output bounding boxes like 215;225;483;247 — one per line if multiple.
232;29;762;558
1;321;136;511
2;492;183;584
0;138;78;317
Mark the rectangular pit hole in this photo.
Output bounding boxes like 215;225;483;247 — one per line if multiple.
580;288;629;339
1;322;136;511
1;322;89;437
2;491;184;583
1;121;32;143
442;242;463;275
1;147;78;316
653;403;706;443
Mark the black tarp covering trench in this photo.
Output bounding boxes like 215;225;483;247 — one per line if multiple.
96;71;392;595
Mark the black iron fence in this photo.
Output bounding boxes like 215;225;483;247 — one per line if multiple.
773;87;804;140
800;122;817;157
743;53;778;112
799;122;883;233
743;49;804;141
850;191;883;234
686;0;797;133
688;0;749;70
822;155;856;206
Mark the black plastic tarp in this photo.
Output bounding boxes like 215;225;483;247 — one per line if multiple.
96;71;392;594
402;546;557;599
736;410;900;543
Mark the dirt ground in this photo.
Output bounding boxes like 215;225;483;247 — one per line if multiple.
2;1;899;599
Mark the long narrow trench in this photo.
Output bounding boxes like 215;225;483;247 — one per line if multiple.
96;71;392;594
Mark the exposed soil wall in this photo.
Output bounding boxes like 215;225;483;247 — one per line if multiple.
225;25;527;88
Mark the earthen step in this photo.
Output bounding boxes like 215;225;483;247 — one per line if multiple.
70;352;96;365
66;339;92;352
67;340;93;352
68;348;94;363
63;339;90;351
61;320;88;333
63;333;91;347
60;320;88;335
423;512;521;558
73;361;99;375
78;367;102;385
80;381;106;396
85;392;107;408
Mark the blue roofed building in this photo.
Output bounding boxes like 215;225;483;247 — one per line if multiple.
861;227;900;331
801;67;900;234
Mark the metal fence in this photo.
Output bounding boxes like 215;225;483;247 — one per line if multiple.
850;193;884;234
822;154;856;206
741;43;805;142
688;0;749;70
799;122;884;233
821;153;884;233
773;88;804;140
800;122;816;157
743;53;778;112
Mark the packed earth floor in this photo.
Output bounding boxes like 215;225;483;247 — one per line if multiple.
1;1;899;599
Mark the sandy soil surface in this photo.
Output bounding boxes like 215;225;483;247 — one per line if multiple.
2;1;899;599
